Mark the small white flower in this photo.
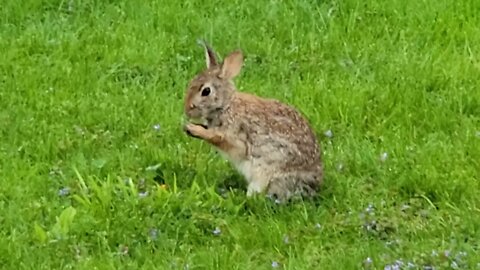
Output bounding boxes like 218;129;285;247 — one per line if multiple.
138;191;148;198
149;228;158;240
383;264;400;270
456;251;467;258
365;203;375;214
380;152;388;162
153;124;161;131
364;257;373;265
394;259;404;267
324;129;333;138
271;261;279;268
385;239;401;247
336;163;344;171
119;245;129;255
58;187;70;196
212;227;221;235
406;262;415;269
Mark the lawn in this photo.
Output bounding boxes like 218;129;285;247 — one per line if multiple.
1;0;479;269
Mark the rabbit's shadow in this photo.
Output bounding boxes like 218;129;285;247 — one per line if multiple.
216;172;327;209
216;173;247;194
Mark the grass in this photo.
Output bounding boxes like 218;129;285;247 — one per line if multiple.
1;0;479;269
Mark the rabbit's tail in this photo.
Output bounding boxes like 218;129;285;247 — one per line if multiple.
267;171;322;201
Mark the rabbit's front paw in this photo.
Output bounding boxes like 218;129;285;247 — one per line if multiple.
184;123;207;139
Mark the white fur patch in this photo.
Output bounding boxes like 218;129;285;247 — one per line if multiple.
218;151;254;183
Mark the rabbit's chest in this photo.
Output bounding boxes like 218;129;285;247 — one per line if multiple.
233;160;255;183
218;151;255;182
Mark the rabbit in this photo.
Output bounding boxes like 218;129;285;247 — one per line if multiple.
183;41;323;201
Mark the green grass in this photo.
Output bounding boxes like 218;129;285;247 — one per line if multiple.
1;0;480;269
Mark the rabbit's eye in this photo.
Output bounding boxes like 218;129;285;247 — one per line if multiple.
201;87;211;97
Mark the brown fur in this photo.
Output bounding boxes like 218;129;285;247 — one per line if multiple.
183;42;323;201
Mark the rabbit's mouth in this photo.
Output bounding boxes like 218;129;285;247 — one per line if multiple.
186;117;208;128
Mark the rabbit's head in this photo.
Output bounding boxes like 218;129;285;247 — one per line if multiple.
184;41;244;125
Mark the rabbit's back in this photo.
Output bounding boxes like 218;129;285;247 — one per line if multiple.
223;92;322;173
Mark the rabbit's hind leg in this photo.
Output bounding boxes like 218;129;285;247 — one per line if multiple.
267;173;320;201
246;177;270;197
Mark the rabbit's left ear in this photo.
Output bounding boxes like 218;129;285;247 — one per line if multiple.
198;39;218;68
220;50;243;79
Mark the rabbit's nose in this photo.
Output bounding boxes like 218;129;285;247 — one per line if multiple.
189;103;196;109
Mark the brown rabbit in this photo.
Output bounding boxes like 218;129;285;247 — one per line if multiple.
183;41;323;201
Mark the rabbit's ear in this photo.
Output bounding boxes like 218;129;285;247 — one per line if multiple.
198;39;218;68
220;50;243;79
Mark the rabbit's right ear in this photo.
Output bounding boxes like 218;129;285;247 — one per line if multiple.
219;50;243;80
198;39;218;68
